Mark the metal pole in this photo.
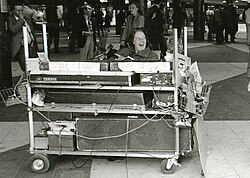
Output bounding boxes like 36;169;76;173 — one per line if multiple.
42;23;48;57
22;26;29;59
173;28;180;155
184;27;187;57
27;79;35;153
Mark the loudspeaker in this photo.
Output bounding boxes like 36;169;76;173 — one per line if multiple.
77;114;191;152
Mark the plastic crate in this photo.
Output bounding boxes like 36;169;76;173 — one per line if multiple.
0;83;27;107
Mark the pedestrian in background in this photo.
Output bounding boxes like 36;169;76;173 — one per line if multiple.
172;2;187;39
44;4;62;53
206;6;215;41
8;4;37;71
120;1;144;47
226;3;238;43
116;10;126;35
76;4;96;61
243;3;250;45
104;10;112;32
95;7;104;37
145;1;167;59
214;5;224;43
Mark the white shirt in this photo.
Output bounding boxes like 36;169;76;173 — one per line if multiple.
245;8;250;24
14;15;34;44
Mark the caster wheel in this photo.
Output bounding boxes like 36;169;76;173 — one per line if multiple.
160;159;175;174
30;154;50;173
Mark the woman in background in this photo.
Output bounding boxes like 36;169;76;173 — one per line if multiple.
120;1;144;47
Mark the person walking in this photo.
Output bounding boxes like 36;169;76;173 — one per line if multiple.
76;4;96;61
45;4;62;53
116;10;126;35
206;6;215;41
104;10;112;32
172;2;187;39
214;5;224;44
227;3;238;43
95;7;104;37
243;3;250;45
120;1;144;47
8;4;37;71
145;1;167;58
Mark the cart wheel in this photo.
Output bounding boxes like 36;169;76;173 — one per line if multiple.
30;154;50;173
160;159;175;174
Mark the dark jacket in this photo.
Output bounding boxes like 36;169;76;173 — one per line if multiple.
75;11;96;48
116;47;159;61
8;14;37;57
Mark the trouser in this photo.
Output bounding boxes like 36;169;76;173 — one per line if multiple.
246;23;250;45
13;46;25;71
47;23;60;50
79;35;94;61
13;43;38;71
68;32;77;52
216;24;223;43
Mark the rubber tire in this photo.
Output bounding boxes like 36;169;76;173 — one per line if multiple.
160;159;175;174
30;154;50;173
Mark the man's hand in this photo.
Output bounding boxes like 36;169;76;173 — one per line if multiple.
120;41;126;46
82;31;92;36
19;12;24;19
248;81;250;92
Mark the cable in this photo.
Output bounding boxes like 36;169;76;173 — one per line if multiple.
107;86;122;113
72;156;89;168
63;113;163;140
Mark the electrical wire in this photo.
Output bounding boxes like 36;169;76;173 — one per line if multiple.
14;74;194;159
72;156;89;168
62;113;166;140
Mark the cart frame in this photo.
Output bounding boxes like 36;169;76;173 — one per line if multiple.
23;24;193;174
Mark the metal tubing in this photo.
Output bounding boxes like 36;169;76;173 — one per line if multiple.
173;29;180;155
27;81;35;153
184;27;187;57
22;26;29;59
42;23;48;57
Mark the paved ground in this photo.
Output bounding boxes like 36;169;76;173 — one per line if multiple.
0;24;250;178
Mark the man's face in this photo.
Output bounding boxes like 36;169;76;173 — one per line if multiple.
84;5;92;16
133;31;146;52
129;4;138;16
13;5;23;17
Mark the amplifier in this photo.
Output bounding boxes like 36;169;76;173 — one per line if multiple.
140;73;173;86
77;114;191;152
29;72;140;86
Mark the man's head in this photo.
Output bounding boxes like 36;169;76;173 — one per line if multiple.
82;4;92;16
133;30;146;53
12;5;24;17
129;2;140;16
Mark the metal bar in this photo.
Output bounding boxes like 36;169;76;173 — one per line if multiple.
33;150;177;158
42;23;48;57
22;26;29;59
184;27;188;57
125;118;129;157
173;29;180;156
27;78;35;153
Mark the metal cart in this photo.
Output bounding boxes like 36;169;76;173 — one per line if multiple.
23;25;203;174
